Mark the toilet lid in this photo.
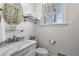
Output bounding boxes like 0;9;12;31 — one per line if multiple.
35;48;48;54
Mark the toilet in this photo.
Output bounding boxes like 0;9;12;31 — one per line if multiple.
29;35;48;56
35;47;48;56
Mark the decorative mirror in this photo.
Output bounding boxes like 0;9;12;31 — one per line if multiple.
2;3;23;25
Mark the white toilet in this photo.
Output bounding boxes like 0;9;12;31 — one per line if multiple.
30;35;48;56
35;47;48;56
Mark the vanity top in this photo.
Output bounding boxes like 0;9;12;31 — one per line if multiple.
0;40;37;56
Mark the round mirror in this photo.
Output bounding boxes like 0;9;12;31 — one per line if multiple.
2;3;24;25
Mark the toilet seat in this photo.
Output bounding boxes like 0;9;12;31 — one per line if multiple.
35;47;48;56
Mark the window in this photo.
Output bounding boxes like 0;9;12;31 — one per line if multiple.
40;3;67;25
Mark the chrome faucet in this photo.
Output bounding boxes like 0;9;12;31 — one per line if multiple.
0;36;24;47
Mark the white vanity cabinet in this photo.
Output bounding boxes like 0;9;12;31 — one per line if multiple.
0;40;37;56
11;42;36;56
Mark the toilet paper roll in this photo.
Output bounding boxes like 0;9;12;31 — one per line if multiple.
49;40;56;45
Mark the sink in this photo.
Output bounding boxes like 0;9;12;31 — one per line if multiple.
16;40;34;51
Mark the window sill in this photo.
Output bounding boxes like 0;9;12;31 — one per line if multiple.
40;22;68;26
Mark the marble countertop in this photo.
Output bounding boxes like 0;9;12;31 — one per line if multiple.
0;40;37;56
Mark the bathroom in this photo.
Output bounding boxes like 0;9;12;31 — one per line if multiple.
0;3;79;56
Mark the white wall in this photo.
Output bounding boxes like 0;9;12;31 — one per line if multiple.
21;3;42;19
35;3;79;56
0;22;3;42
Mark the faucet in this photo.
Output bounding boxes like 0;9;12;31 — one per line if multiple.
0;36;24;47
12;35;24;42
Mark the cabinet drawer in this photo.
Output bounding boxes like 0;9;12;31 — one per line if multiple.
11;43;36;56
23;48;35;56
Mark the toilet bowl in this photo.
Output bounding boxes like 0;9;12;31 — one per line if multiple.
30;35;48;56
35;47;48;56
